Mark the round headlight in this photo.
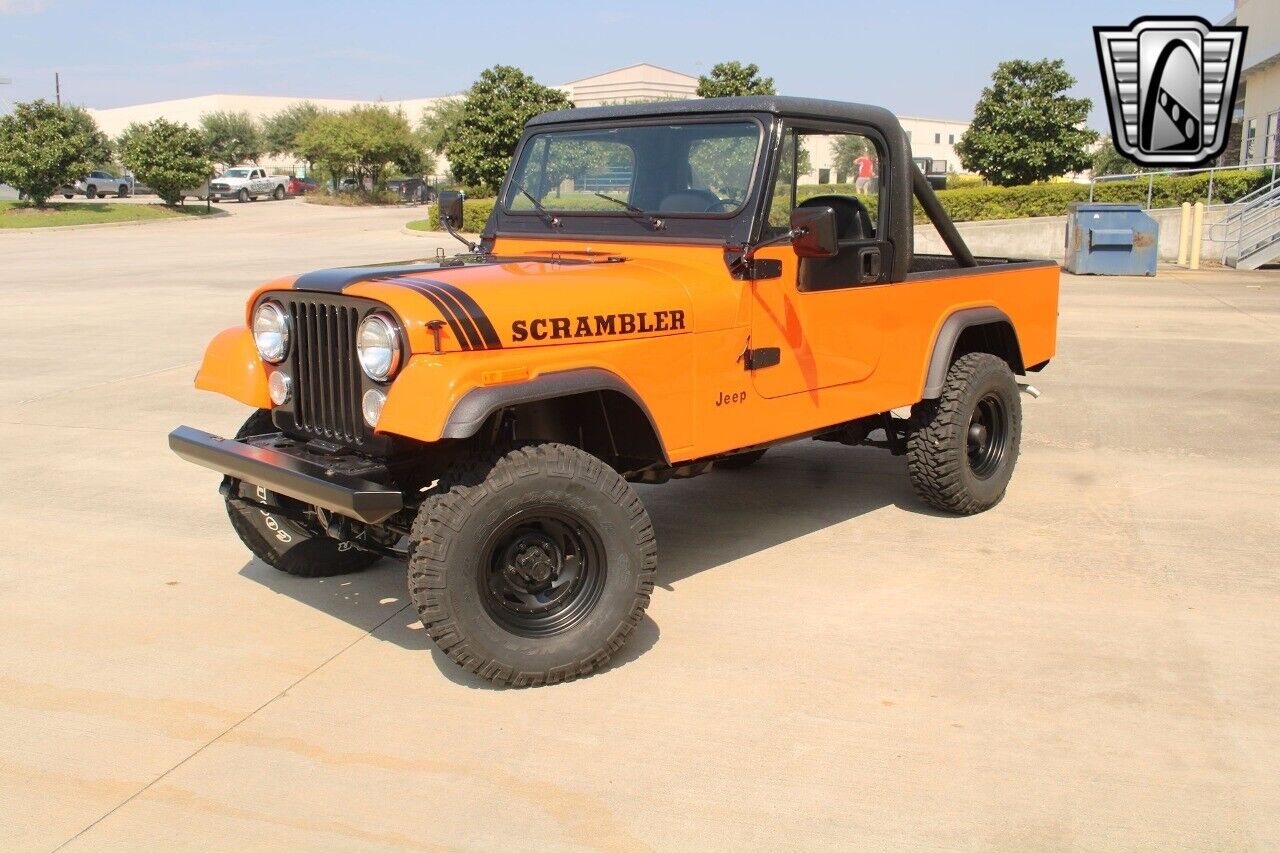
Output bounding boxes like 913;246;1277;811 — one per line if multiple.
357;313;401;381
253;301;289;363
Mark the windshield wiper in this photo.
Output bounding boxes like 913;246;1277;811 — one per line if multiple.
518;185;560;228
593;193;664;230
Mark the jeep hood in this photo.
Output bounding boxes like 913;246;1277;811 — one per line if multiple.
286;257;694;354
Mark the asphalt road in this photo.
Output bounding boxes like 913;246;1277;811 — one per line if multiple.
2;200;1279;850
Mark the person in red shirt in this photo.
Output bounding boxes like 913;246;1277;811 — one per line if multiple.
854;152;876;195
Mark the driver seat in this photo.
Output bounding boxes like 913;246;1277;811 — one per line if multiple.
658;189;721;212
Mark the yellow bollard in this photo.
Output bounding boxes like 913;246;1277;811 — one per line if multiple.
1189;201;1205;270
1177;201;1192;265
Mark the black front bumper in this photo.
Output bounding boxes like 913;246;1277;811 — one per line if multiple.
168;426;403;523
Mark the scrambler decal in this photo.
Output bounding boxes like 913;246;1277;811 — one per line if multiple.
511;310;685;342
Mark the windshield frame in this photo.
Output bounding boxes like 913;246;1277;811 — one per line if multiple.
492;113;772;245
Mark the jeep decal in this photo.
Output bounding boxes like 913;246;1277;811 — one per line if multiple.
511;310;685;342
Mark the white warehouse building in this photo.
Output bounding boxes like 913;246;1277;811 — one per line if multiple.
85;63;972;179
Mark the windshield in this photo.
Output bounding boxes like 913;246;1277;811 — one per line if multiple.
224;169;251;178
505;121;761;217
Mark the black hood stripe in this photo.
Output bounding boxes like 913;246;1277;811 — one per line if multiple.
425;279;503;349
409;280;486;350
377;278;474;351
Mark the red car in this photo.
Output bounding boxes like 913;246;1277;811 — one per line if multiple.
286;177;319;196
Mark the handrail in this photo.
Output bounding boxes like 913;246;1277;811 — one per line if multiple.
1089;159;1280;210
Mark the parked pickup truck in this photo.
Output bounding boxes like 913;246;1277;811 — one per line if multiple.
170;96;1059;686
208;166;289;202
913;157;949;190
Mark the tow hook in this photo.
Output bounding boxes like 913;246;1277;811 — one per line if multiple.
1018;383;1042;399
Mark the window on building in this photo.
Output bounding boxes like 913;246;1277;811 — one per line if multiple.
934;133;941;144
948;134;955;144
1265;112;1279;164
1244;118;1258;163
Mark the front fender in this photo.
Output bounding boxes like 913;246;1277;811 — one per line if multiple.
193;326;270;409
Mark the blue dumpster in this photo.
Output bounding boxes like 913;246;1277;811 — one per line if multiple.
1064;202;1158;276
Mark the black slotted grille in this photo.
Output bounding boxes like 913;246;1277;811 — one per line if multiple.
286;298;366;446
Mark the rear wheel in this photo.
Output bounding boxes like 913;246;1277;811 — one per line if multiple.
907;353;1021;515
408;443;657;686
224;410;380;577
272;185;285;200
117;185;129;198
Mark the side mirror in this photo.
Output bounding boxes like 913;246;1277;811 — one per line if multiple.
438;190;464;228
789;206;839;258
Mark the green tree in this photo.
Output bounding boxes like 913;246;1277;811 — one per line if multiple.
696;61;775;98
118;119;213;205
0;100;111;206
417;97;464;155
262;102;324;166
1091;136;1139;176
955;58;1097;186
295;106;425;188
200;111;262;167
444;65;573;194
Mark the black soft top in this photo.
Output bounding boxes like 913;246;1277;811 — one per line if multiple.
526;96;902;131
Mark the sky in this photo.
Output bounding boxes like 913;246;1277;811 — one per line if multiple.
0;0;1235;128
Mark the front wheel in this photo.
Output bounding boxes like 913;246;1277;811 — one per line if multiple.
907;353;1022;515
85;185;98;199
237;188;249;203
408;443;657;686
224;410;381;577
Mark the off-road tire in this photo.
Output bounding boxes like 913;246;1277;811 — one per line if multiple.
716;448;767;470
272;185;285;200
237;188;250;203
408;443;657;687
224;409;380;577
907;353;1021;515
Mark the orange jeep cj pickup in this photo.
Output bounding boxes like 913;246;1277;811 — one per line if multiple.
170;97;1059;686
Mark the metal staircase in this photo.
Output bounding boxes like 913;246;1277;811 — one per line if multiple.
1217;181;1280;269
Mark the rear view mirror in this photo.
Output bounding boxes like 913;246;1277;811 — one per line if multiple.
438;191;464;228
790;206;839;258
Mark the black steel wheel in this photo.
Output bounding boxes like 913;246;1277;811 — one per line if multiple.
409;443;657;687
479;507;607;638
966;393;1009;479
907;353;1021;514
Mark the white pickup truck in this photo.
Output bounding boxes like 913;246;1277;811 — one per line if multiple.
207;166;289;202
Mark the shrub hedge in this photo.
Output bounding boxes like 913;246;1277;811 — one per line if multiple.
793;168;1268;224
421;197;496;232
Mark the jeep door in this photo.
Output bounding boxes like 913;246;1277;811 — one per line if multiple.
749;125;890;399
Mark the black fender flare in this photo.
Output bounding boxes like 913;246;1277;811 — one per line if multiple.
922;306;1020;399
440;367;669;462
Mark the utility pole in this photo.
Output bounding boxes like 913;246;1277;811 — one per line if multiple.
55;72;61;107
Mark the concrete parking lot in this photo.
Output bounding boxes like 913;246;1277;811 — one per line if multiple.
2;200;1278;850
